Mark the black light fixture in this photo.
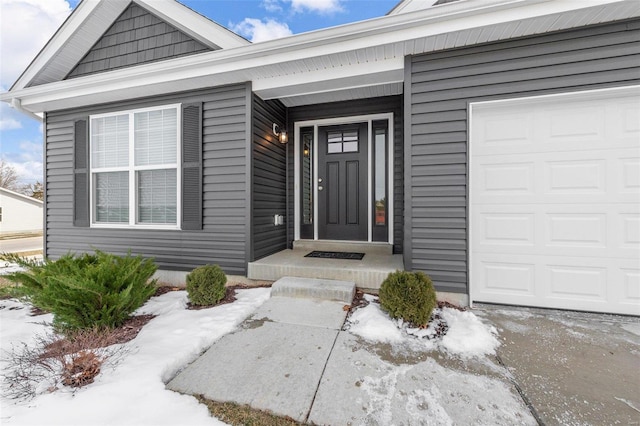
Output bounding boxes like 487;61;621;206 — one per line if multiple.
272;123;288;144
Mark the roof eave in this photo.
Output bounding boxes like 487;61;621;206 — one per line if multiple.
3;0;635;112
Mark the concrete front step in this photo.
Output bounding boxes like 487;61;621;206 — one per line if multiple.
271;277;355;304
293;240;393;255
248;249;403;291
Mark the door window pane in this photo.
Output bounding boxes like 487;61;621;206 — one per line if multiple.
326;130;359;154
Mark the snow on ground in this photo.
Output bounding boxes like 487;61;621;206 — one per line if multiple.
347;295;500;359
1;288;270;426
0;261;25;275
342;297;534;425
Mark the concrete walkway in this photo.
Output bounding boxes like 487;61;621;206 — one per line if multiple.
167;278;640;425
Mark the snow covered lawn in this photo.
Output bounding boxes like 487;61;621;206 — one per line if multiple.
1;288;270;426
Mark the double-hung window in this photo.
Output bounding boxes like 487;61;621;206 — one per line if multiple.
90;104;181;228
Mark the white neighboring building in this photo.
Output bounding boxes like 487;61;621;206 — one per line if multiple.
0;187;43;236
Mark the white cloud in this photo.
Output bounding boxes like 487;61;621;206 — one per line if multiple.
230;18;293;43
289;0;343;14
0;117;21;130
0;0;72;88
1;139;43;184
262;0;283;13
6;159;43;184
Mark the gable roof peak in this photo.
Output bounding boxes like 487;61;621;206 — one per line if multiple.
11;0;249;91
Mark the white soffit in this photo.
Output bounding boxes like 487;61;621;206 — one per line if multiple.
4;0;639;111
279;83;404;107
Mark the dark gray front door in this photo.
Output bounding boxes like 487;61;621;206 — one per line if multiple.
318;123;368;241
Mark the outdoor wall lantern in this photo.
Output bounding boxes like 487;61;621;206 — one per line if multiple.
273;123;288;144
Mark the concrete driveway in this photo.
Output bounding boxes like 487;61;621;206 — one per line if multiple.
476;305;640;426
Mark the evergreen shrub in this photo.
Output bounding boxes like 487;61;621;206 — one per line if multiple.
186;264;227;306
1;250;157;332
379;270;437;326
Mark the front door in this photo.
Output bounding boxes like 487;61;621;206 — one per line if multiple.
317;123;368;240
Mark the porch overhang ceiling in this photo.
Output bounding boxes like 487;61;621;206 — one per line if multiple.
2;0;638;112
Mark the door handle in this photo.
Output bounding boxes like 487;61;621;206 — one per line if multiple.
318;185;324;191
318;178;323;183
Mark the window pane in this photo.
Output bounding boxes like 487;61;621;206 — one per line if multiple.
91;115;129;169
328;142;342;153
375;129;386;226
302;132;313;225
343;141;358;152
137;169;177;224
135;108;177;167
95;172;129;223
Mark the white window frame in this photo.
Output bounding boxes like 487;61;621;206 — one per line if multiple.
89;103;182;230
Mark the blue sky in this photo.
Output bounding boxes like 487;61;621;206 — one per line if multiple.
0;0;398;185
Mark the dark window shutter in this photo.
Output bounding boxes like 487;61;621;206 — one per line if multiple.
73;119;90;227
181;103;203;230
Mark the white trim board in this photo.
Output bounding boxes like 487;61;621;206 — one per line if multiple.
293;113;394;244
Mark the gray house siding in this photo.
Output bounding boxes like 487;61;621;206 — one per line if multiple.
45;83;251;275
66;3;211;80
406;19;640;294
287;96;404;253
251;95;287;261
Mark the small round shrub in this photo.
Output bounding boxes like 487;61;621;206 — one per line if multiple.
379;270;437;327
186;264;227;306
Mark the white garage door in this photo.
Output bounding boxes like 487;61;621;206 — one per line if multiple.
470;86;640;315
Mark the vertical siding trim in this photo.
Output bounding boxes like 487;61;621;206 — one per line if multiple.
42;112;48;258
245;82;254;264
403;55;413;270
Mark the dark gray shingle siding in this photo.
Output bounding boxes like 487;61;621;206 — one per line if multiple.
66;3;211;79
45;84;250;275
406;19;640;294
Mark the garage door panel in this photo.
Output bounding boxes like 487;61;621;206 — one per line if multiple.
546;263;607;302
545;212;606;249
541;103;606;145
620;157;640;194
473;256;536;297
476;161;535;196
470;86;640;315
546;158;606;194
620;267;640;306
620;213;640;250
478;212;535;246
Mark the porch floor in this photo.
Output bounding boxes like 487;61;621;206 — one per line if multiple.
247;243;404;291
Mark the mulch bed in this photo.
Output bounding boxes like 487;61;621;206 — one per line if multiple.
41;314;156;358
153;282;273;310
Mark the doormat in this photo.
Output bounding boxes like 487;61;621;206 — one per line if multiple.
304;251;365;260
